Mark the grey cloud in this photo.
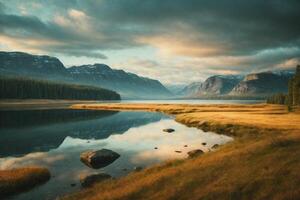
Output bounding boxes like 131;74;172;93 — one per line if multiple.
3;0;300;55
0;0;300;78
75;0;300;54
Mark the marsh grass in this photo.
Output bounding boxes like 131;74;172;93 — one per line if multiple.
0;166;50;197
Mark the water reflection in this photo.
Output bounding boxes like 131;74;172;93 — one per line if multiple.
0;110;163;157
0;109;232;200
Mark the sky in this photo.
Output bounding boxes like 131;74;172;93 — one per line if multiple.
0;0;300;85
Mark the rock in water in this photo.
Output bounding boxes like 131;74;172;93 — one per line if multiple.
163;128;175;133
80;173;112;188
187;149;204;158
134;166;143;172
80;149;120;169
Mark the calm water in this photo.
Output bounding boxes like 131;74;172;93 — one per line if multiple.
122;99;265;104
0;109;232;200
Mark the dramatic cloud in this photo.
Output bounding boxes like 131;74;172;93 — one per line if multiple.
0;0;300;84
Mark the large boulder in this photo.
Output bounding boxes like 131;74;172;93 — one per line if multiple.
187;149;204;158
80;149;120;169
80;173;112;188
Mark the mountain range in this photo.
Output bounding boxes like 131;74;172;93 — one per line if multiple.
0;51;296;100
0;51;170;99
180;71;295;98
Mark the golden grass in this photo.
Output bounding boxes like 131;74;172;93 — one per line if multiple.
64;103;300;200
0;166;50;197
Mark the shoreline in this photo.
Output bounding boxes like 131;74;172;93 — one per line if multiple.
63;103;300;200
0;99;114;110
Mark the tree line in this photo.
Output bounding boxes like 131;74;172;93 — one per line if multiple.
267;65;300;106
0;76;120;100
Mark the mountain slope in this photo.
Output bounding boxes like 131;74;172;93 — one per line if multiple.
68;64;171;99
230;71;294;96
165;84;186;95
182;75;243;97
0;51;70;81
179;82;202;96
0;51;170;99
182;71;295;98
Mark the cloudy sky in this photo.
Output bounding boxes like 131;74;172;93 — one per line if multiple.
0;0;300;85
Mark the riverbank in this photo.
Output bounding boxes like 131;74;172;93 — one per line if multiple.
65;103;300;200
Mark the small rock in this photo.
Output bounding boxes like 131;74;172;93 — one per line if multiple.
211;144;219;149
163;128;175;133
80;149;120;169
154;147;158;149
187;149;204;158
202;142;207;146
184;145;188;147
80;173;112;188
175;150;182;153
134;166;143;172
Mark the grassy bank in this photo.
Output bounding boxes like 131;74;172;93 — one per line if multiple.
0;166;50;197
65;103;300;200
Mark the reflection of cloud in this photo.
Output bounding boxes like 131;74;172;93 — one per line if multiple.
108;119;232;149
59;136;108;149
132;146;188;163
0;117;233;199
0;152;65;169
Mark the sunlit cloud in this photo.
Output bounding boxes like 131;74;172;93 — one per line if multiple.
0;0;300;84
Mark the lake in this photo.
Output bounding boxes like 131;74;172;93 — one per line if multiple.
0;109;233;200
122;99;265;104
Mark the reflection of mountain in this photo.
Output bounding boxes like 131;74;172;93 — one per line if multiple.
0;110;163;157
0;109;118;129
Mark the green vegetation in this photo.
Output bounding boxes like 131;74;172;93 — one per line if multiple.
267;65;300;106
0;76;120;100
0;166;50;197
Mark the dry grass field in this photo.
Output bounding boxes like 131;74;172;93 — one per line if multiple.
64;103;300;200
0;166;50;197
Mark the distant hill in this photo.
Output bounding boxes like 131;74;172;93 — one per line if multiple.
0;51;171;99
165;84;187;95
179;82;203;96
